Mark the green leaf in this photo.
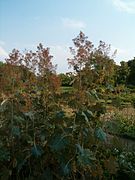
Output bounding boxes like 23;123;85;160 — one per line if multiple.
91;89;99;100
24;111;34;119
77;148;96;167
76;144;84;154
82;111;89;122
49;134;69;151
55;111;65;119
61;162;71;176
14;115;25;123
11;126;20;137
87;110;94;117
31;145;43;157
0;148;10;161
87;90;99;100
95;127;106;141
0;99;8;112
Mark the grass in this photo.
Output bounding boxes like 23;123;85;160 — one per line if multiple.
102;106;135;139
60;86;74;93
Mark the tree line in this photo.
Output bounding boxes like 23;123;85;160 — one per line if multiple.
0;31;135;92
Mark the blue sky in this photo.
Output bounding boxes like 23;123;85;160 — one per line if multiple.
0;0;135;72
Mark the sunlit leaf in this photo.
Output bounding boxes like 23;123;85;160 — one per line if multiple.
82;111;89;122
87;110;94;117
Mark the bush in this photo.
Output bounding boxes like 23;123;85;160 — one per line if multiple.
104;113;135;139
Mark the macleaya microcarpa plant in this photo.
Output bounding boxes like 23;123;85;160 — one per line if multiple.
0;34;135;180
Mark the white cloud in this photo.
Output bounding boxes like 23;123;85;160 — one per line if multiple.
0;42;70;72
0;46;8;59
112;46;135;64
20;44;71;72
50;45;71;73
51;45;134;72
0;40;6;46
111;0;135;13
61;18;86;29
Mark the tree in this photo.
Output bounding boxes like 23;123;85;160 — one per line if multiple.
86;40;116;88
0;61;4;66
68;31;94;90
116;61;129;85
68;32;116;90
127;57;135;86
1;44;60;113
59;73;73;86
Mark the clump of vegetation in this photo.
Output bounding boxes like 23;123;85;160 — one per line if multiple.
0;32;135;179
104;108;135;139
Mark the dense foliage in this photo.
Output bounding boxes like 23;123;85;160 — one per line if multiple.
0;32;135;179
